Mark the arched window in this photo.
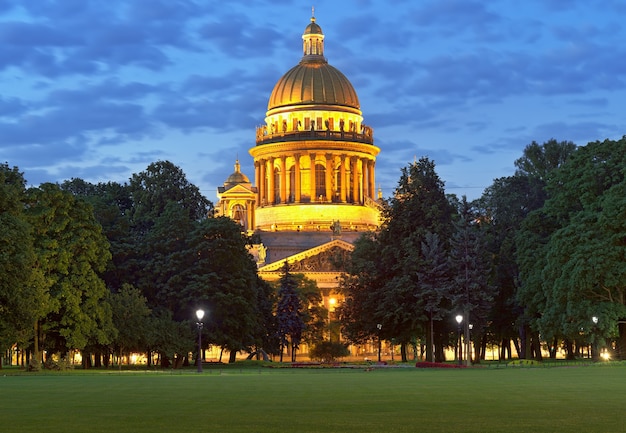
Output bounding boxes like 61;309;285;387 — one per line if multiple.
274;168;281;204
348;170;354;203
289;167;296;202
315;163;325;200
334;162;343;202
231;204;246;230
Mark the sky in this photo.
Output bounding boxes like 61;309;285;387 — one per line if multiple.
1;0;625;203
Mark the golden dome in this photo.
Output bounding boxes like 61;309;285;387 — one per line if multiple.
303;17;323;36
225;160;250;185
268;63;360;111
267;16;360;112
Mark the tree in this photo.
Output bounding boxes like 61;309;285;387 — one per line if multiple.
181;217;263;363
516;137;626;359
252;276;280;358
291;274;327;347
339;158;455;361
514;139;577;182
476;175;545;359
276;261;305;362
146;310;194;368
416;232;452;362
479;139;576;360
380;158;455;359
110;284;151;367
448;197;495;363
128;160;213;234
0;164;42;366
338;233;387;346
61;179;135;292
24;183;115;365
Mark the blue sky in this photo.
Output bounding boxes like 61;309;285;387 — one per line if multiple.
1;0;624;202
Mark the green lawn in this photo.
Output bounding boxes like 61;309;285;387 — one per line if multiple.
1;364;624;432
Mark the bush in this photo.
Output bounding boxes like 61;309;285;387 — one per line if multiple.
415;361;467;369
508;359;542;367
309;341;350;363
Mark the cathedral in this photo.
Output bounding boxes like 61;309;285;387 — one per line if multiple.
215;13;382;310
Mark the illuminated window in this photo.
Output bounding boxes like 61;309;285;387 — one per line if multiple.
231;204;246;229
334;161;342;202
274;168;280;204
289;167;296;202
315;163;325;200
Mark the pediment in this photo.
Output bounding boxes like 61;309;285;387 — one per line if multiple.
218;184;257;195
258;239;354;273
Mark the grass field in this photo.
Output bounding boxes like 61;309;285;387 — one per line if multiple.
1;363;624;433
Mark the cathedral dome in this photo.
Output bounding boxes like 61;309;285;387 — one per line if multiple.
267;16;360;112
268;63;360;111
224;160;250;185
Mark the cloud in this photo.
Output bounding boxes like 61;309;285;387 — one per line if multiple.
198;13;284;59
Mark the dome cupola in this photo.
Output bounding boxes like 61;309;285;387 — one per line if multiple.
267;12;360;113
224;160;250;186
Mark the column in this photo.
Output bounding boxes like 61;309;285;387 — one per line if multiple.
351;157;359;204
294;153;301;203
279;155;287;204
369;160;376;200
267;158;275;205
254;160;261;205
247;199;254;230
325;153;333;202
309;153;316;201
259;159;266;206
340;155;347;202
362;158;370;199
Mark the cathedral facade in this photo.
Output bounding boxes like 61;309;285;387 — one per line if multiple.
216;14;381;308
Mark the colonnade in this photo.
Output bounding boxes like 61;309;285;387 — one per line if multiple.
254;153;376;207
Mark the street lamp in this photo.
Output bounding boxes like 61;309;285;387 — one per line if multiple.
377;323;382;363
196;309;205;373
455;315;463;366
468;323;474;365
328;297;336;342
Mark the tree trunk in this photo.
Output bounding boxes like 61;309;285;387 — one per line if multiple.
31;320;40;370
564;339;575;360
548;338;557;358
521;325;531;359
531;332;543;361
426;314;434;362
480;334;488;360
291;343;297;362
82;352;92;369
500;338;509;360
229;350;237;363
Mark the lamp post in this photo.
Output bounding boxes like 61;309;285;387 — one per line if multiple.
468;323;474;365
328;297;336;342
377;323;382;363
591;316;598;361
455;315;463;366
196;309;205;373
